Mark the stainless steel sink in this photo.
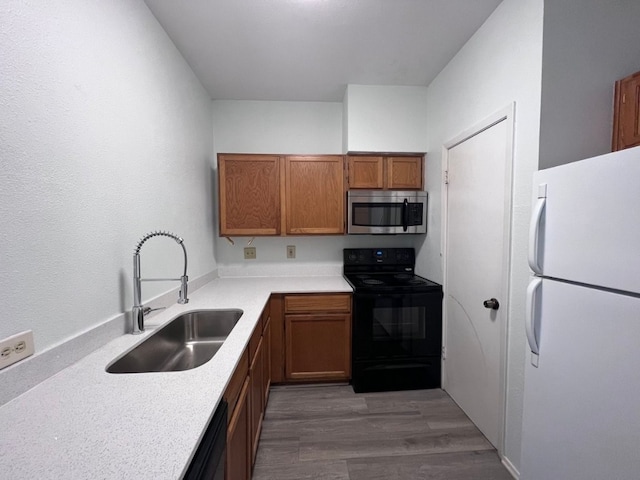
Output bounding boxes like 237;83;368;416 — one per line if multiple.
107;309;243;374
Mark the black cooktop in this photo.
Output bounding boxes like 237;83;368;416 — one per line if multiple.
343;248;441;292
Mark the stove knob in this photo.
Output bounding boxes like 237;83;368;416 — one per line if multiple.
348;253;358;262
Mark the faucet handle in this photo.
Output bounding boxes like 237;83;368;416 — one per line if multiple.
178;275;189;304
143;306;166;316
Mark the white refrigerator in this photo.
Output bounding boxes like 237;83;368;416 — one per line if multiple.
521;147;640;480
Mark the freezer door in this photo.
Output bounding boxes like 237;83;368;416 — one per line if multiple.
521;279;640;480
529;147;640;294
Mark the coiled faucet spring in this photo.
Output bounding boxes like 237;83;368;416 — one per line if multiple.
132;230;189;334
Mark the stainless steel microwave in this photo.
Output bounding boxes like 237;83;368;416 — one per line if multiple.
347;190;427;234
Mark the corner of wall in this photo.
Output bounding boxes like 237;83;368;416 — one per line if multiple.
342;86;350;153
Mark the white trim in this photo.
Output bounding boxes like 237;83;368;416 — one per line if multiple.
440;103;516;457
501;455;521;479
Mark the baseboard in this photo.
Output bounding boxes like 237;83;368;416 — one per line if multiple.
501;455;520;479
0;270;217;407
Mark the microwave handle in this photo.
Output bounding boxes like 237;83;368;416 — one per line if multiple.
402;199;409;231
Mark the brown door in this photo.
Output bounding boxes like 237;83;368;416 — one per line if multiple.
285;313;351;381
386;156;423;189
347;156;384;189
225;377;250;480
613;71;640;151
285;155;345;234
218;154;281;236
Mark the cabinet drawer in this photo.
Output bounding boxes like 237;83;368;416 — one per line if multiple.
223;349;249;419
284;294;351;314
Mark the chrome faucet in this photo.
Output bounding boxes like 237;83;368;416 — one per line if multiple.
132;230;189;334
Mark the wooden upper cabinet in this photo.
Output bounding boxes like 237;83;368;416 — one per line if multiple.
613;71;640;151
285;155;345;235
386;156;423;189
218;154;281;236
347;155;423;190
347;156;385;189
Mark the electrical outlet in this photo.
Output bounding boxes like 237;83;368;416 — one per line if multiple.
0;330;35;370
287;245;296;259
244;247;256;260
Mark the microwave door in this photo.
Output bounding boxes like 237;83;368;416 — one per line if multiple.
347;191;427;234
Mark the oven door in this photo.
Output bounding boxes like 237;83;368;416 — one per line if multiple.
352;291;442;361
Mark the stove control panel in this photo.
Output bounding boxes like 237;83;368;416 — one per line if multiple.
344;248;415;266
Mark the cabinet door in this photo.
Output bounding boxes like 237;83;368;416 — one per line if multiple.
223;350;249;418
612;71;640;151
226;377;250;480
249;336;264;466
285;155;345;234
285;313;351;381
262;316;272;407
218;154;281;236
269;295;285;384
347;156;384;189
386;156;423;190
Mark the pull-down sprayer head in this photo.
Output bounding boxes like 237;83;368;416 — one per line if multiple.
132;230;189;334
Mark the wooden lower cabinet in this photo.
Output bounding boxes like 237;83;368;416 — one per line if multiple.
283;293;352;382
224;302;272;479
263;316;272;406
249;335;264;465
285;313;351;381
225;377;250;480
269;295;285;384
225;294;350;478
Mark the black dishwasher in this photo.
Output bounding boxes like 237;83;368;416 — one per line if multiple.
184;399;227;480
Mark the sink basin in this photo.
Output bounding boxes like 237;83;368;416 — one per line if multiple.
107;309;243;374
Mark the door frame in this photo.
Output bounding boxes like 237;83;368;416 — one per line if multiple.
440;103;515;456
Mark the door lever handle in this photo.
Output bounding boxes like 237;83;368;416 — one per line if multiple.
483;298;500;310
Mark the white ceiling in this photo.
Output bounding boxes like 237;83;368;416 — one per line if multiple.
144;0;503;102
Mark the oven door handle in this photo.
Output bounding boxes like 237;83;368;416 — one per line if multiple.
402;199;409;232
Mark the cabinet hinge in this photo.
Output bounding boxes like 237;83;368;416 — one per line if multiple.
441;346;446;360
444;170;449;185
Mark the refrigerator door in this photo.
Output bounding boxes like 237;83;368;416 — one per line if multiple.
529;147;640;294
521;279;640;480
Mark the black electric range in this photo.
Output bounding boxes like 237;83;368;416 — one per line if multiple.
344;248;443;393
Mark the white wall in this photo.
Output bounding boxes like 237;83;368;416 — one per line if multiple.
539;0;640;169
344;85;429;153
0;0;215;354
419;0;544;474
212;100;420;274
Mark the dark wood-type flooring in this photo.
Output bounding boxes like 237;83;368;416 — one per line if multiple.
253;385;513;480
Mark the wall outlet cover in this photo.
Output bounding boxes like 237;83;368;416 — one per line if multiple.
287;245;296;259
244;247;257;260
0;330;35;370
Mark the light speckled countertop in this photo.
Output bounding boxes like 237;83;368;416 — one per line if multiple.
0;276;351;479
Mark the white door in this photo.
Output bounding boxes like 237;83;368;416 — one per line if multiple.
443;115;512;449
521;279;640;480
531;148;640;293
